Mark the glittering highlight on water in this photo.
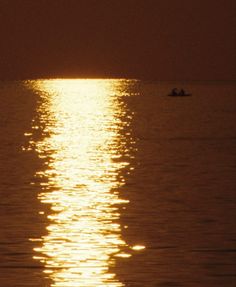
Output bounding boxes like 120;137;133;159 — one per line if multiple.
25;79;143;287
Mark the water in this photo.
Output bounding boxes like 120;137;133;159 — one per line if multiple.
0;79;235;287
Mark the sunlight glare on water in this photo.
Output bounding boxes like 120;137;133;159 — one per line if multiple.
25;79;144;287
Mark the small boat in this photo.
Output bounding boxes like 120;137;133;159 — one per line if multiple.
168;88;191;97
168;92;191;97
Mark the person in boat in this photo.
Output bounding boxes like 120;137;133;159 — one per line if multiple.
179;89;186;96
171;88;178;96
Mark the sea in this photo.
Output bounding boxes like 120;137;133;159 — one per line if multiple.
0;79;235;287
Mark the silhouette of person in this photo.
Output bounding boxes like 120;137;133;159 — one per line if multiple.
171;88;178;96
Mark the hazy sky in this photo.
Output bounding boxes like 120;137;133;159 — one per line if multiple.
0;0;235;80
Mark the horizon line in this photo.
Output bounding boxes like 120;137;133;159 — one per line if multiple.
0;77;235;82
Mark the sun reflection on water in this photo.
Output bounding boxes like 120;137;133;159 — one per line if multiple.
25;79;144;287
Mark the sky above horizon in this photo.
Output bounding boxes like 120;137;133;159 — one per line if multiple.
0;0;235;80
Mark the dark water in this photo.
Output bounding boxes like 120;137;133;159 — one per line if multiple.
0;80;235;287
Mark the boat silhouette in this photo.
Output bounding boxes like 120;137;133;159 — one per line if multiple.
168;88;191;97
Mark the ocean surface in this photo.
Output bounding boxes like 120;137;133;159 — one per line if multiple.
0;79;235;287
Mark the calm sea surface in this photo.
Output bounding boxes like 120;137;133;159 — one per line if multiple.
0;80;235;287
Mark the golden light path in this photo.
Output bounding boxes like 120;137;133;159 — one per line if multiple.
25;79;145;287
